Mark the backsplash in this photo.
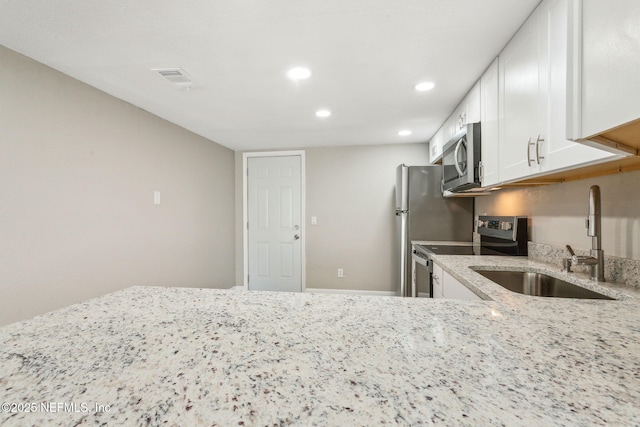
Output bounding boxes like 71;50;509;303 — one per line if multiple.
528;242;640;288
475;169;640;266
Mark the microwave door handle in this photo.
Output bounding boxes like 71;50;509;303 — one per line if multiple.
453;139;465;177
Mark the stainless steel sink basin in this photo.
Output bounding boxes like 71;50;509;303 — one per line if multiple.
474;270;614;300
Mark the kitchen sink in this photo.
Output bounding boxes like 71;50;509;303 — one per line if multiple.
473;269;615;300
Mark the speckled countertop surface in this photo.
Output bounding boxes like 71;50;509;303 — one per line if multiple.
431;254;640;302
2;271;640;426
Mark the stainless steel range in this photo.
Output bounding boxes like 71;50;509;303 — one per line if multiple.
411;216;528;297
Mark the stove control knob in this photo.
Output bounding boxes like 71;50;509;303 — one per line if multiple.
477;220;488;228
499;221;513;231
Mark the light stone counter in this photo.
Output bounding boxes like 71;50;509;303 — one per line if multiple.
430;254;640;301
2;283;640;426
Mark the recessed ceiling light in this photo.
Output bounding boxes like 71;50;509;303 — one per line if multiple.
414;81;435;92
287;67;311;81
316;109;331;118
398;130;412;136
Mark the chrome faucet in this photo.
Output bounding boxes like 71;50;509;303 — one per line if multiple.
564;185;605;281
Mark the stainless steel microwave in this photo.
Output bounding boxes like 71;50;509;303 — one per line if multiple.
442;122;481;193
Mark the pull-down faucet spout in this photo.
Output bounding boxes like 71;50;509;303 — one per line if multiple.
586;185;605;281
564;186;605;281
587;185;602;251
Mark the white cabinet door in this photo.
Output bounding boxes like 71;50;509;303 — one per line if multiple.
499;1;547;182
480;58;500;187
440;80;481;160
432;262;443;299
497;0;614;182
428;138;437;164
544;0;618;170
581;0;640;139
442;271;481;301
465;81;481;125
429;128;444;164
444;109;458;144
429;0;621;187
452;101;467;135
450;82;480;134
432;261;480;301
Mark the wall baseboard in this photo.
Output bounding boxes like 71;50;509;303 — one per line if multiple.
305;288;396;297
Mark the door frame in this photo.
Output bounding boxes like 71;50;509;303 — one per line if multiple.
242;150;306;291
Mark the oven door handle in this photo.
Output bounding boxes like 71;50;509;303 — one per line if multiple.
412;252;428;267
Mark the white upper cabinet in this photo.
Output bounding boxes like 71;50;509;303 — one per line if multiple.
452;82;481;135
498;1;547;182
498;0;617;184
429;0;626;185
444;106;460;144
428;127;444;164
451;101;467;136
428;81;481;165
465;81;481;125
480;58;500;187
544;0;618;170
573;0;640;154
580;0;640;137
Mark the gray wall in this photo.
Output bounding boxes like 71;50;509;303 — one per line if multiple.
0;46;236;326
475;169;640;259
235;143;429;293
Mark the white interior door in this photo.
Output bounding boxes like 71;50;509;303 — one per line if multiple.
247;155;302;292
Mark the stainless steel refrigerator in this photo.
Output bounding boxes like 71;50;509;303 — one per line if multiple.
395;164;474;297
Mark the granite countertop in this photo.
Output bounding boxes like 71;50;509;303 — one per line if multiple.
430;254;640;302
2;282;640;426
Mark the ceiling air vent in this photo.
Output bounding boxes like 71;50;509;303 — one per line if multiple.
152;68;193;88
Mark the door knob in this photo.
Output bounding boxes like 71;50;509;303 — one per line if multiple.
294;234;300;240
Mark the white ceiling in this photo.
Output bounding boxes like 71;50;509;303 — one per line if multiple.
0;0;540;151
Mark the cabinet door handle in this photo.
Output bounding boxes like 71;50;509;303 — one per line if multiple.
535;134;545;165
526;137;534;167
